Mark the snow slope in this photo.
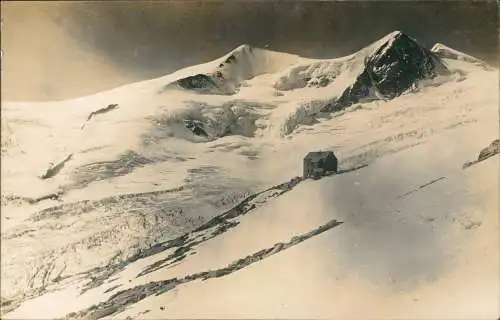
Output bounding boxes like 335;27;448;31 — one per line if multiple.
431;43;494;71
1;31;498;318
108;127;500;320
5;108;498;319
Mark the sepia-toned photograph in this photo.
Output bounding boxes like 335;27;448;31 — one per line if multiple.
1;1;499;319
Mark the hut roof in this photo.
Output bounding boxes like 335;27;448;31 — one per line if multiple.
304;151;336;161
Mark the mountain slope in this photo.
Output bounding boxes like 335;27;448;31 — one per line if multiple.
431;43;493;71
329;31;449;110
5;110;498;319
1;31;498;318
111;137;499;320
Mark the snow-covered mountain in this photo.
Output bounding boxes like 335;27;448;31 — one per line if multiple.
166;31;449;106
1;31;498;319
165;44;301;95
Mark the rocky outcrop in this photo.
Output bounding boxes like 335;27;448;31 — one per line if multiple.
179;103;259;139
183;119;208;137
478;139;500;162
39;154;73;180
463;139;499;168
175;74;222;94
87;104;119;121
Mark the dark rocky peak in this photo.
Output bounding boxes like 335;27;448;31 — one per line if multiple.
325;31;449;111
366;31;448;95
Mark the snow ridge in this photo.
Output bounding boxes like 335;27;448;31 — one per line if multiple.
431;43;493;70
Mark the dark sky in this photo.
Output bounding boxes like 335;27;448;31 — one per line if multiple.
2;0;498;101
